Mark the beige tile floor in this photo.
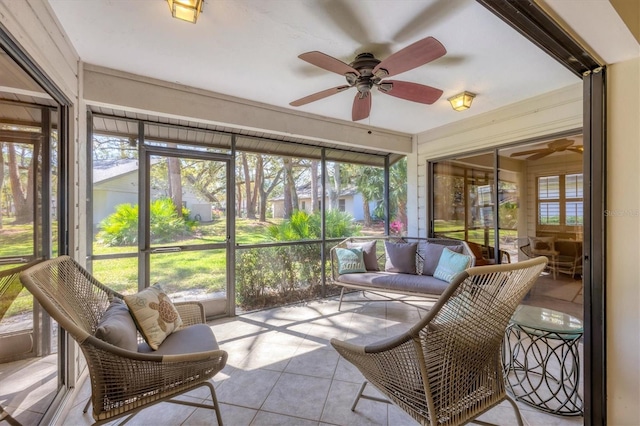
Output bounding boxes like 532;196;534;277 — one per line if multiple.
0;273;584;425
51;286;584;426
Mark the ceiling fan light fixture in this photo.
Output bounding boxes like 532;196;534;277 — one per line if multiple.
448;91;476;111
167;0;203;24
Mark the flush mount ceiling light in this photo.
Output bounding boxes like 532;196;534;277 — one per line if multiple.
448;91;476;111
167;0;203;24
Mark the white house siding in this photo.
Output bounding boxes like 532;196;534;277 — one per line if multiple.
93;172;210;227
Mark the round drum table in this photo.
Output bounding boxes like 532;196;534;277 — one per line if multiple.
502;305;583;416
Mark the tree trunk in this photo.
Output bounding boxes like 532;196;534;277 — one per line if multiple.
259;164;282;222
167;157;183;217
283;158;295;218
7;144;31;224
363;197;371;227
330;162;341;210
236;182;243;217
310;160;319;212
255;156;267;222
242;153;256;219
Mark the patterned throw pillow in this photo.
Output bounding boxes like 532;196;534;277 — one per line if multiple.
124;284;183;350
433;247;473;283
335;247;367;274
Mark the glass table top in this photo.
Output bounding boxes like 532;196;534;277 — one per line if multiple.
511;305;583;335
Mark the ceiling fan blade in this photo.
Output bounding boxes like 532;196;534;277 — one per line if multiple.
549;138;574;149
290;85;352;107
378;80;443;104
352;92;371;121
373;36;446;78
510;148;548;157
298;51;360;76
527;150;554;160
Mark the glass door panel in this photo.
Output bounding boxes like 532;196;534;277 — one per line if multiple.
146;153;229;317
433;152;494;246
89;116;140;295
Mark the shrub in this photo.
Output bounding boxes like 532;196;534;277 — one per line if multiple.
97;198;195;246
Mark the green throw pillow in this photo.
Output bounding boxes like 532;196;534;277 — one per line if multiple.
433;247;473;283
336;247;367;274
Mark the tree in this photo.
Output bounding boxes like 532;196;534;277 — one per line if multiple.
167;155;183;217
282;157;299;218
257;156;283;222
241;153;258;219
7;143;36;224
354;166;384;227
390;158;408;226
329;162;341;210
310;160;319;212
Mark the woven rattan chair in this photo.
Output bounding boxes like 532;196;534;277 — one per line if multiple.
331;256;547;426
19;256;228;425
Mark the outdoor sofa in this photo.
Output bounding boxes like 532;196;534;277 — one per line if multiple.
330;236;475;310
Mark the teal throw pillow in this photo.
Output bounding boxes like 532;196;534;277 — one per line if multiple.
433;247;473;283
336;247;367;274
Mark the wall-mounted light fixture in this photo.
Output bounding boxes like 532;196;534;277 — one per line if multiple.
447;91;476;111
167;0;204;24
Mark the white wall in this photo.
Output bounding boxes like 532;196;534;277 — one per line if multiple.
606;56;640;425
409;83;583;237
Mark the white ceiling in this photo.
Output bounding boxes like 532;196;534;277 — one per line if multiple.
48;0;584;135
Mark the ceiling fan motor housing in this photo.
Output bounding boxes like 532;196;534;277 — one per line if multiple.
349;53;384;94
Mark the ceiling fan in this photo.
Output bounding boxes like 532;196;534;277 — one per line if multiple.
289;36;446;121
510;138;584;160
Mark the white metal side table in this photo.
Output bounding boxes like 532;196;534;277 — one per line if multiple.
502;305;583;416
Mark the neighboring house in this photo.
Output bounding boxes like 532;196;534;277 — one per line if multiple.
92;158;212;227
270;185;377;221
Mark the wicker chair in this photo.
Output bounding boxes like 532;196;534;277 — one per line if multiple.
19;256;228;425
331;256;547;426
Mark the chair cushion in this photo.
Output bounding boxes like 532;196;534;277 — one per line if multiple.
433;248;473;283
346;240;379;271
124;284;183;350
95;298;138;352
138;323;219;355
417;242;463;276
335;248;367;274
384;241;418;274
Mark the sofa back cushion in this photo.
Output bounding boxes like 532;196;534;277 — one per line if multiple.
418;242;463;276
384;241;418;274
346;240;379;271
335;247;367;274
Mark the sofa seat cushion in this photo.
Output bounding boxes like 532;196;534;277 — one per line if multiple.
337;272;449;295
138;323;219;355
